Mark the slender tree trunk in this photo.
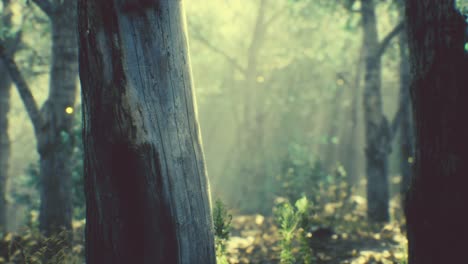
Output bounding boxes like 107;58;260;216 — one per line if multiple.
38;0;78;236
240;0;268;213
405;1;468;263
343;87;359;184
323;81;346;170
78;1;215;263
361;0;390;222
342;47;364;186
0;61;11;233
0;0;17;233
397;14;413;198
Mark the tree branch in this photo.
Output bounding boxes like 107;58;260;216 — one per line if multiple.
375;21;404;58
0;41;43;134
190;29;246;75
30;0;54;17
263;7;286;27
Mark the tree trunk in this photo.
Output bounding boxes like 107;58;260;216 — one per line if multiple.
361;0;390;222
343;86;360;185
78;1;216;263
0;60;11;233
405;1;468;263
342;47;364;186
0;0;17;233
239;0;268;213
397;16;413;199
38;0;78;236
323;81;346;170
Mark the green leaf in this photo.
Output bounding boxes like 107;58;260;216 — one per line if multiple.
295;196;308;214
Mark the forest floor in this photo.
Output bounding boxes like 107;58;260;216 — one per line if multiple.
0;214;407;264
0;214;406;264
0;194;407;264
226;214;407;264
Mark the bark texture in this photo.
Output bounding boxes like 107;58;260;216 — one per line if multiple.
38;0;79;236
78;1;215;263
405;1;468;263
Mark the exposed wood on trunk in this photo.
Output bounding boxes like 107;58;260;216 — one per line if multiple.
405;1;468;263
78;0;216;262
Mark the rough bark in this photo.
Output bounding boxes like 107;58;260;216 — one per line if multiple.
405;1;468;263
38;0;79;236
78;1;216;263
361;0;390;222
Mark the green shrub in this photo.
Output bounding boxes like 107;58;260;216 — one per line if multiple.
274;196;312;264
213;199;232;264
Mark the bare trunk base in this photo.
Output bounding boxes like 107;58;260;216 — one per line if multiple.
366;151;389;222
39;143;73;236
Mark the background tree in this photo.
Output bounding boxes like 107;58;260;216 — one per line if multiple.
1;0;79;236
360;0;403;222
0;0;17;232
78;0;216;263
31;0;79;236
405;0;468;263
396;0;413;199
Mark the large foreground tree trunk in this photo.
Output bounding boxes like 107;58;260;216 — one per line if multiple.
78;1;216;263
405;1;468;263
37;0;79;236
